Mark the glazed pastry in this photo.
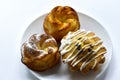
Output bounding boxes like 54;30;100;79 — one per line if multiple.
43;6;80;42
21;34;60;71
59;30;106;74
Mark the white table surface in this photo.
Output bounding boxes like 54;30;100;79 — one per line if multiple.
0;0;120;80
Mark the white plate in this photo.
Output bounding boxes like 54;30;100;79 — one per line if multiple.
21;12;112;80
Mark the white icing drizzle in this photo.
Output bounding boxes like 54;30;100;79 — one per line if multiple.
62;32;94;63
72;51;91;67
71;45;104;71
92;45;104;54
59;30;90;55
92;59;97;69
59;39;71;51
80;62;86;71
80;51;106;71
71;45;104;67
61;49;70;55
63;44;80;62
89;35;97;39
61;30;91;62
101;56;105;59
65;43;91;62
60;30;106;71
60;45;71;55
79;46;105;71
94;40;103;46
59;29;86;51
63;37;90;63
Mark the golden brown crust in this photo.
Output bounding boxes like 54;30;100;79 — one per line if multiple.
21;34;60;71
60;30;107;74
44;6;80;42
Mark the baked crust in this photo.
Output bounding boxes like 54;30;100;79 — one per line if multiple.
44;6;80;42
59;30;106;74
21;34;60;71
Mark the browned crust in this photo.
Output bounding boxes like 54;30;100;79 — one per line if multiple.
21;51;60;71
43;6;80;42
61;31;107;74
21;34;60;71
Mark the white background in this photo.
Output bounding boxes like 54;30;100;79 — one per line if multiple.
0;0;120;80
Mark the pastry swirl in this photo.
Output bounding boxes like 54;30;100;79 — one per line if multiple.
44;6;80;42
59;30;106;74
21;34;60;71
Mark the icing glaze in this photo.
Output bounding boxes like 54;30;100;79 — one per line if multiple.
60;30;106;71
80;51;106;71
59;29;86;51
92;59;97;69
24;36;55;55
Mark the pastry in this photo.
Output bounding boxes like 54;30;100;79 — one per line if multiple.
43;6;80;42
59;30;107;74
21;34;60;71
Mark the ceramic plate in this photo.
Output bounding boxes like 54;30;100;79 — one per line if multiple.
21;12;112;80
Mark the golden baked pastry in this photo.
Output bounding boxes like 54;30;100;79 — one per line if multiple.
43;6;80;42
21;34;60;71
59;30;107;74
